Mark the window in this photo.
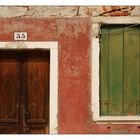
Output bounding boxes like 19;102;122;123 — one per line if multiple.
92;23;140;123
100;24;140;116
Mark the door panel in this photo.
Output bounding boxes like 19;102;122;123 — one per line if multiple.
0;52;20;133
26;125;49;134
24;52;50;133
0;125;19;134
0;51;50;134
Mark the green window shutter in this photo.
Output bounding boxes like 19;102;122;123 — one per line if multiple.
100;24;140;116
100;25;109;116
123;26;140;115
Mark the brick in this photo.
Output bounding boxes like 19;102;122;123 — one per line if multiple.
110;11;129;16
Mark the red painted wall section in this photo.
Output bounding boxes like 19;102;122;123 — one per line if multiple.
57;19;91;134
0;19;58;41
0;18;92;134
1;18;140;134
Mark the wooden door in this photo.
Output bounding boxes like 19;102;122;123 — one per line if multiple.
0;51;50;134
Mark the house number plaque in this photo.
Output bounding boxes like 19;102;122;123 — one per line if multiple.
14;32;28;41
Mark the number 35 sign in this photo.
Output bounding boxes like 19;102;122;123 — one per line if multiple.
14;32;28;41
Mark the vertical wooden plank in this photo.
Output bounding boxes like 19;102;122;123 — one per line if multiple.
24;51;49;123
124;25;140;115
0;52;20;133
100;25;109;116
108;25;123;116
0;52;20;121
24;51;50;134
139;26;140;115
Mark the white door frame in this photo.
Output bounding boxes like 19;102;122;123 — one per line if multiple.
0;41;58;134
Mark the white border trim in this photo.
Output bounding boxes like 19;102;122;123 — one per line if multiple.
50;47;58;134
0;41;58;133
92;17;140;24
92;17;140;124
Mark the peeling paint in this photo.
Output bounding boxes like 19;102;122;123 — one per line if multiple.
5;42;27;48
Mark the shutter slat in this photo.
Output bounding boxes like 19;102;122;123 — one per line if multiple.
108;25;123;116
100;25;109;115
123;25;140;115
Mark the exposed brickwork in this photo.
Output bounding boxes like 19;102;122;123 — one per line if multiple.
79;6;135;16
100;6;135;16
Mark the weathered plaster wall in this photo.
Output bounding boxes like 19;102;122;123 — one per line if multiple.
0;6;140;18
0;6;140;134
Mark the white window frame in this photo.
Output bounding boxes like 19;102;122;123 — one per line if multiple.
0;41;58;133
92;17;140;124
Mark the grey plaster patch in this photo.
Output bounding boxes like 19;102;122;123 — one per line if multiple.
26;6;78;17
0;7;28;17
131;7;140;16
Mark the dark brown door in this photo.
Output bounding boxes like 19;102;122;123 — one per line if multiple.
0;51;50;134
